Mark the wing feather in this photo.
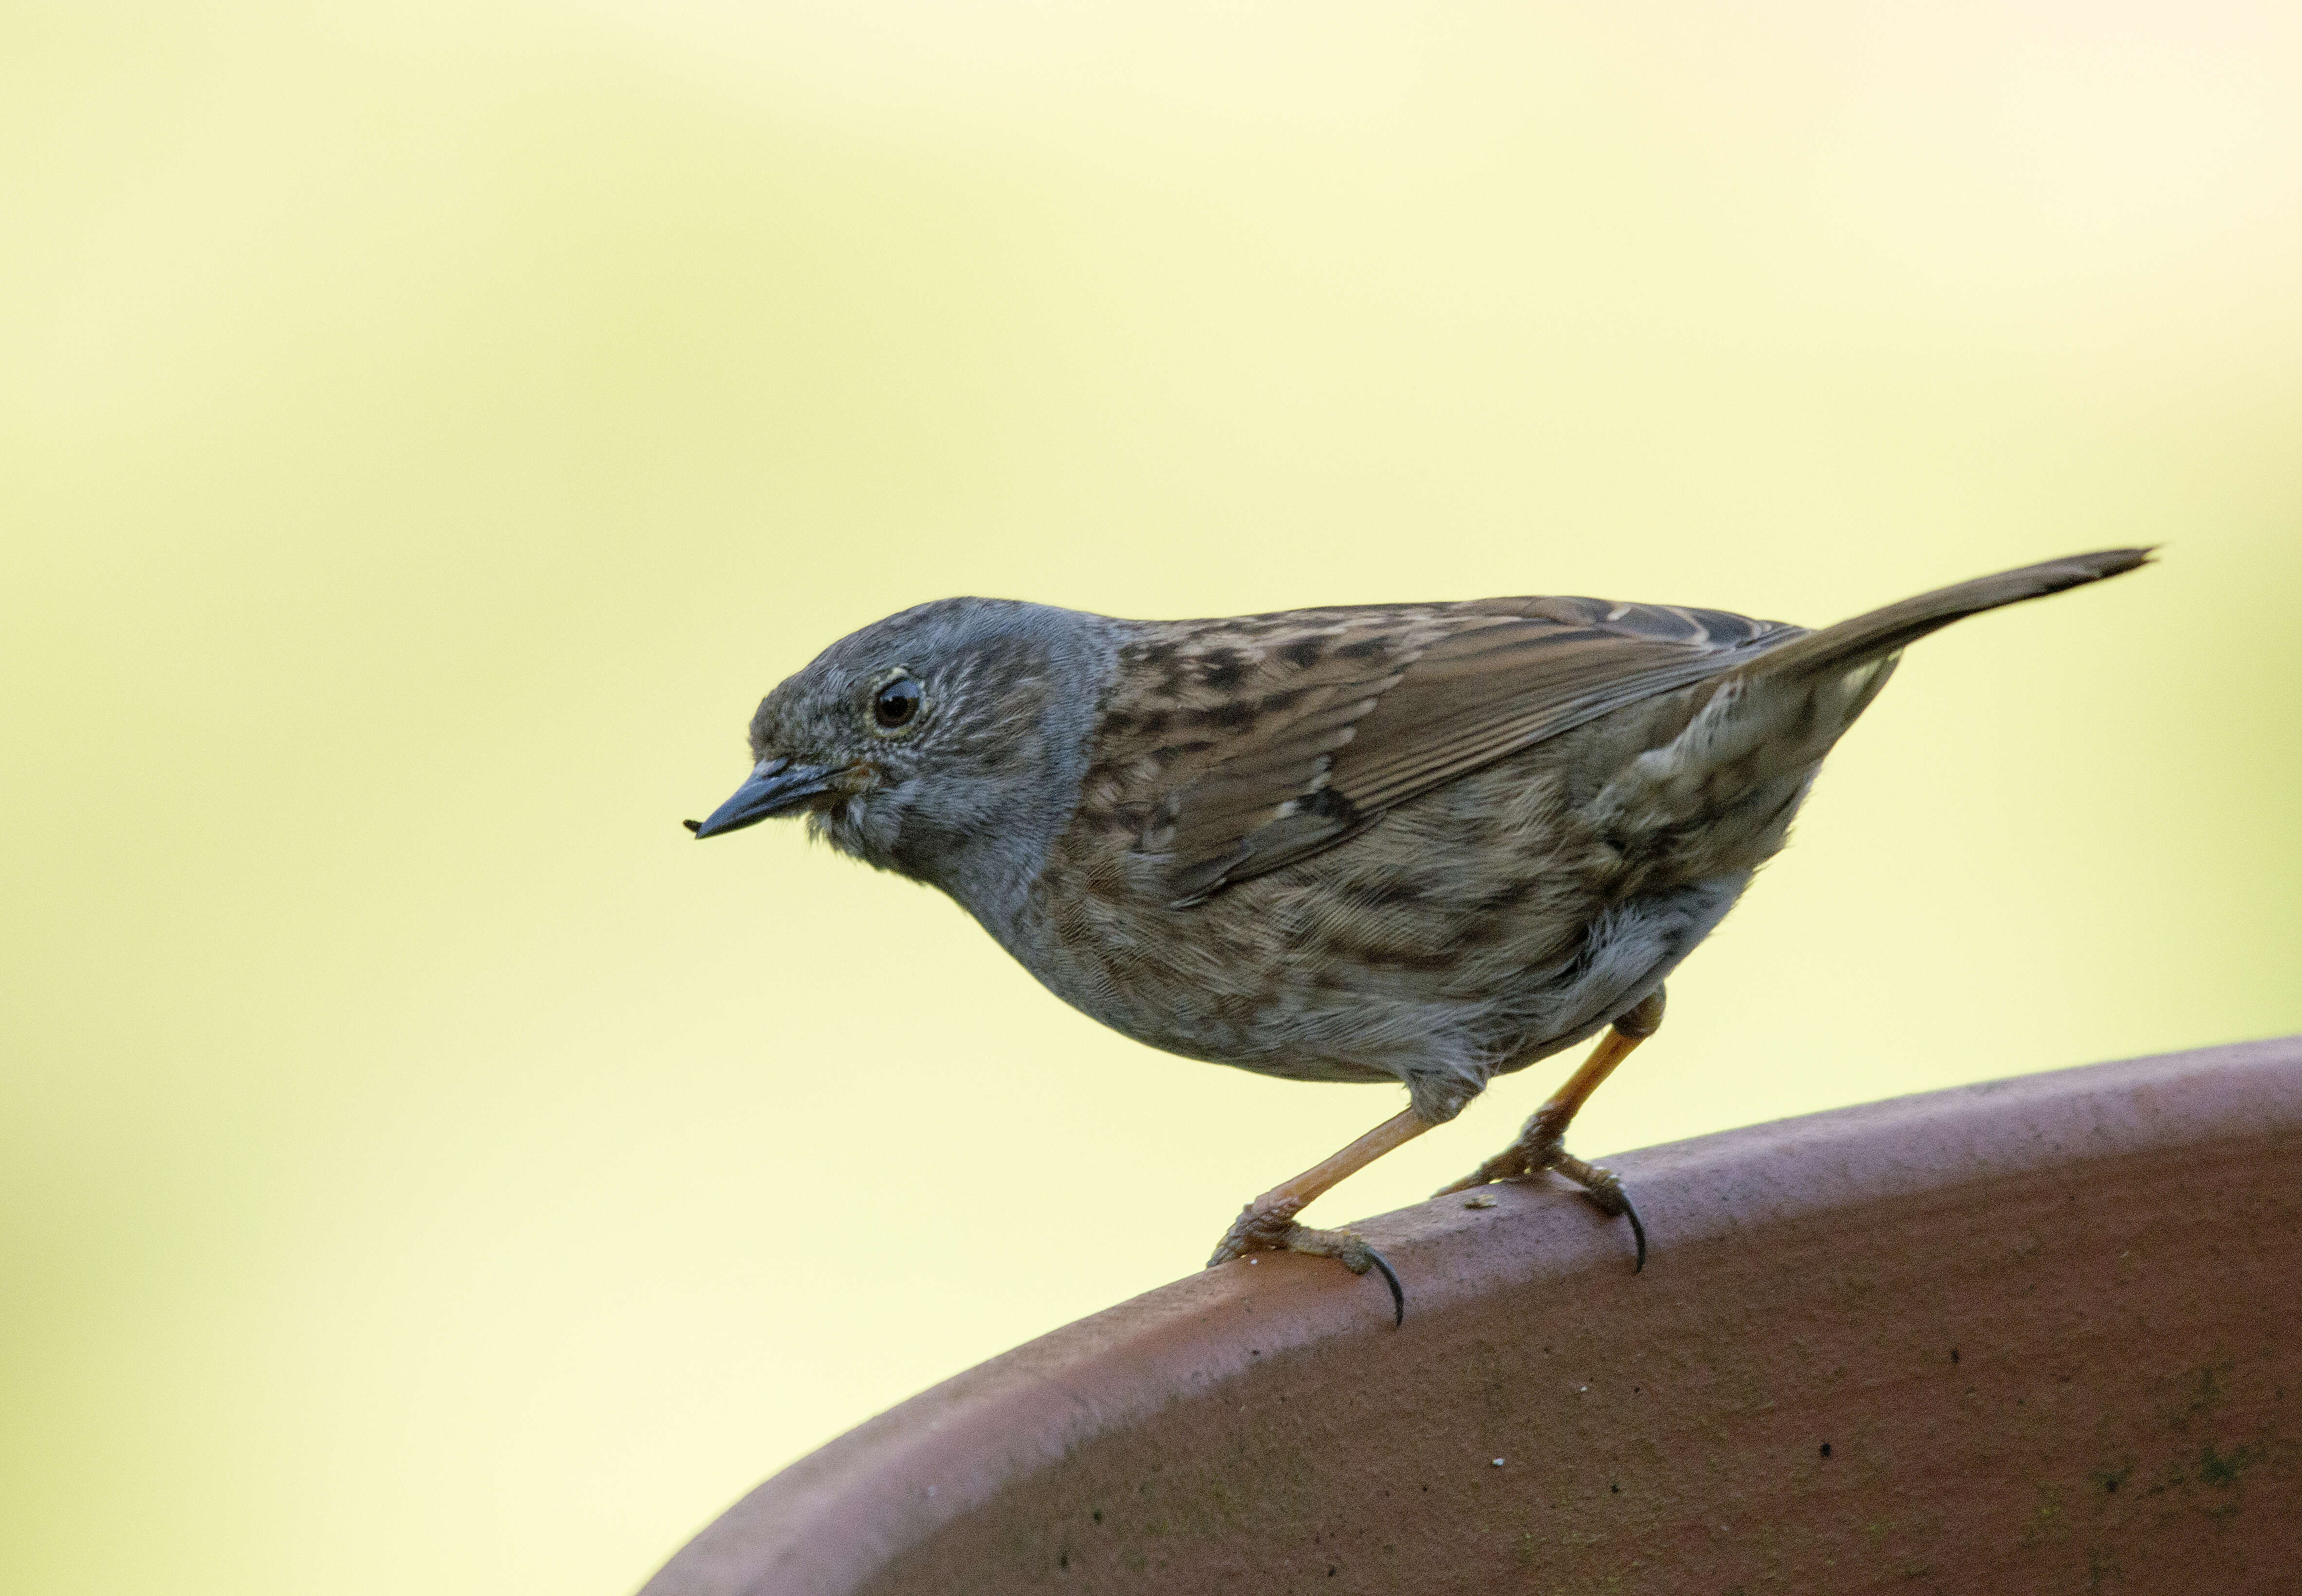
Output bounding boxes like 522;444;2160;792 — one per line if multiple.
1131;596;1801;905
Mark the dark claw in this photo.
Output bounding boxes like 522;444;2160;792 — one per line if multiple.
1362;1244;1405;1328
682;818;703;834
1568;1166;1648;1273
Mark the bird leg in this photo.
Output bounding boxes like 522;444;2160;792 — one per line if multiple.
1434;986;1666;1270
1207;1107;1433;1324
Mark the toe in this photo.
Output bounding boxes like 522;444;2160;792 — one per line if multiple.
1282;1227;1408;1327
1433;1148;1531;1197
1578;1169;1629;1217
1554;1157;1648;1272
1207;1198;1305;1268
1208;1215;1410;1326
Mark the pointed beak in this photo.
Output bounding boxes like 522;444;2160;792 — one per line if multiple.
685;756;840;838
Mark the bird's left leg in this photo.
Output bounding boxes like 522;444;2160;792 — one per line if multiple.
1206;1107;1434;1323
1434;986;1666;1269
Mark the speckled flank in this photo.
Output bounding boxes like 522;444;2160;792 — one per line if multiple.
1023;700;1759;1122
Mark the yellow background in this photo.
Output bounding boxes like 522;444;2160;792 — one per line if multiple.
5;4;2299;1592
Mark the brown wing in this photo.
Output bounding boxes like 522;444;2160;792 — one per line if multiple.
1115;596;1804;906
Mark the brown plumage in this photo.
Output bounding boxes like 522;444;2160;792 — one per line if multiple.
692;549;2151;1322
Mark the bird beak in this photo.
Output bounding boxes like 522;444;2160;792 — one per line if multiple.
685;756;840;838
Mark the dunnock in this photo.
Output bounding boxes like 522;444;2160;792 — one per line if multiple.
690;549;2148;1322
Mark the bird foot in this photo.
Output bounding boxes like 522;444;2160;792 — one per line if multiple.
1207;1198;1406;1326
1434;1123;1647;1272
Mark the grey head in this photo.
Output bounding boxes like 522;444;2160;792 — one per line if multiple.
689;597;1120;939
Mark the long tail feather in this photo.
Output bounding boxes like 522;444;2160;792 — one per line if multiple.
1740;547;2153;684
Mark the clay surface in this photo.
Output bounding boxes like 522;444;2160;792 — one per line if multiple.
642;1038;2302;1596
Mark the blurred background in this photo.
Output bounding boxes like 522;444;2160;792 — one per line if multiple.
4;2;2299;1592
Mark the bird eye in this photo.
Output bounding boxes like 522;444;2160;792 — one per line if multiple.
871;674;922;731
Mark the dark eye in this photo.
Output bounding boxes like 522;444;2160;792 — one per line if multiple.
872;675;922;730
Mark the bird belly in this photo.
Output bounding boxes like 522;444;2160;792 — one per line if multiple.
1004;747;1762;1120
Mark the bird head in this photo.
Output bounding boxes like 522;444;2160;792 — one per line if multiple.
689;597;1115;919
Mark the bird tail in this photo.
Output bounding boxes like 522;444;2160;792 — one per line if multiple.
1587;548;2153;889
1733;547;2154;687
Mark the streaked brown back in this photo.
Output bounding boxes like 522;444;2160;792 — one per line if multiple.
1085;597;1802;906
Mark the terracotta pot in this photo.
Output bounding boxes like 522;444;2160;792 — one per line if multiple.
642;1038;2302;1596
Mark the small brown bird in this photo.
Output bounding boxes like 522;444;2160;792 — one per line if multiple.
690;550;2148;1322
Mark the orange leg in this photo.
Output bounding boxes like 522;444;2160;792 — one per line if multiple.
1206;1107;1432;1324
1435;987;1667;1269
